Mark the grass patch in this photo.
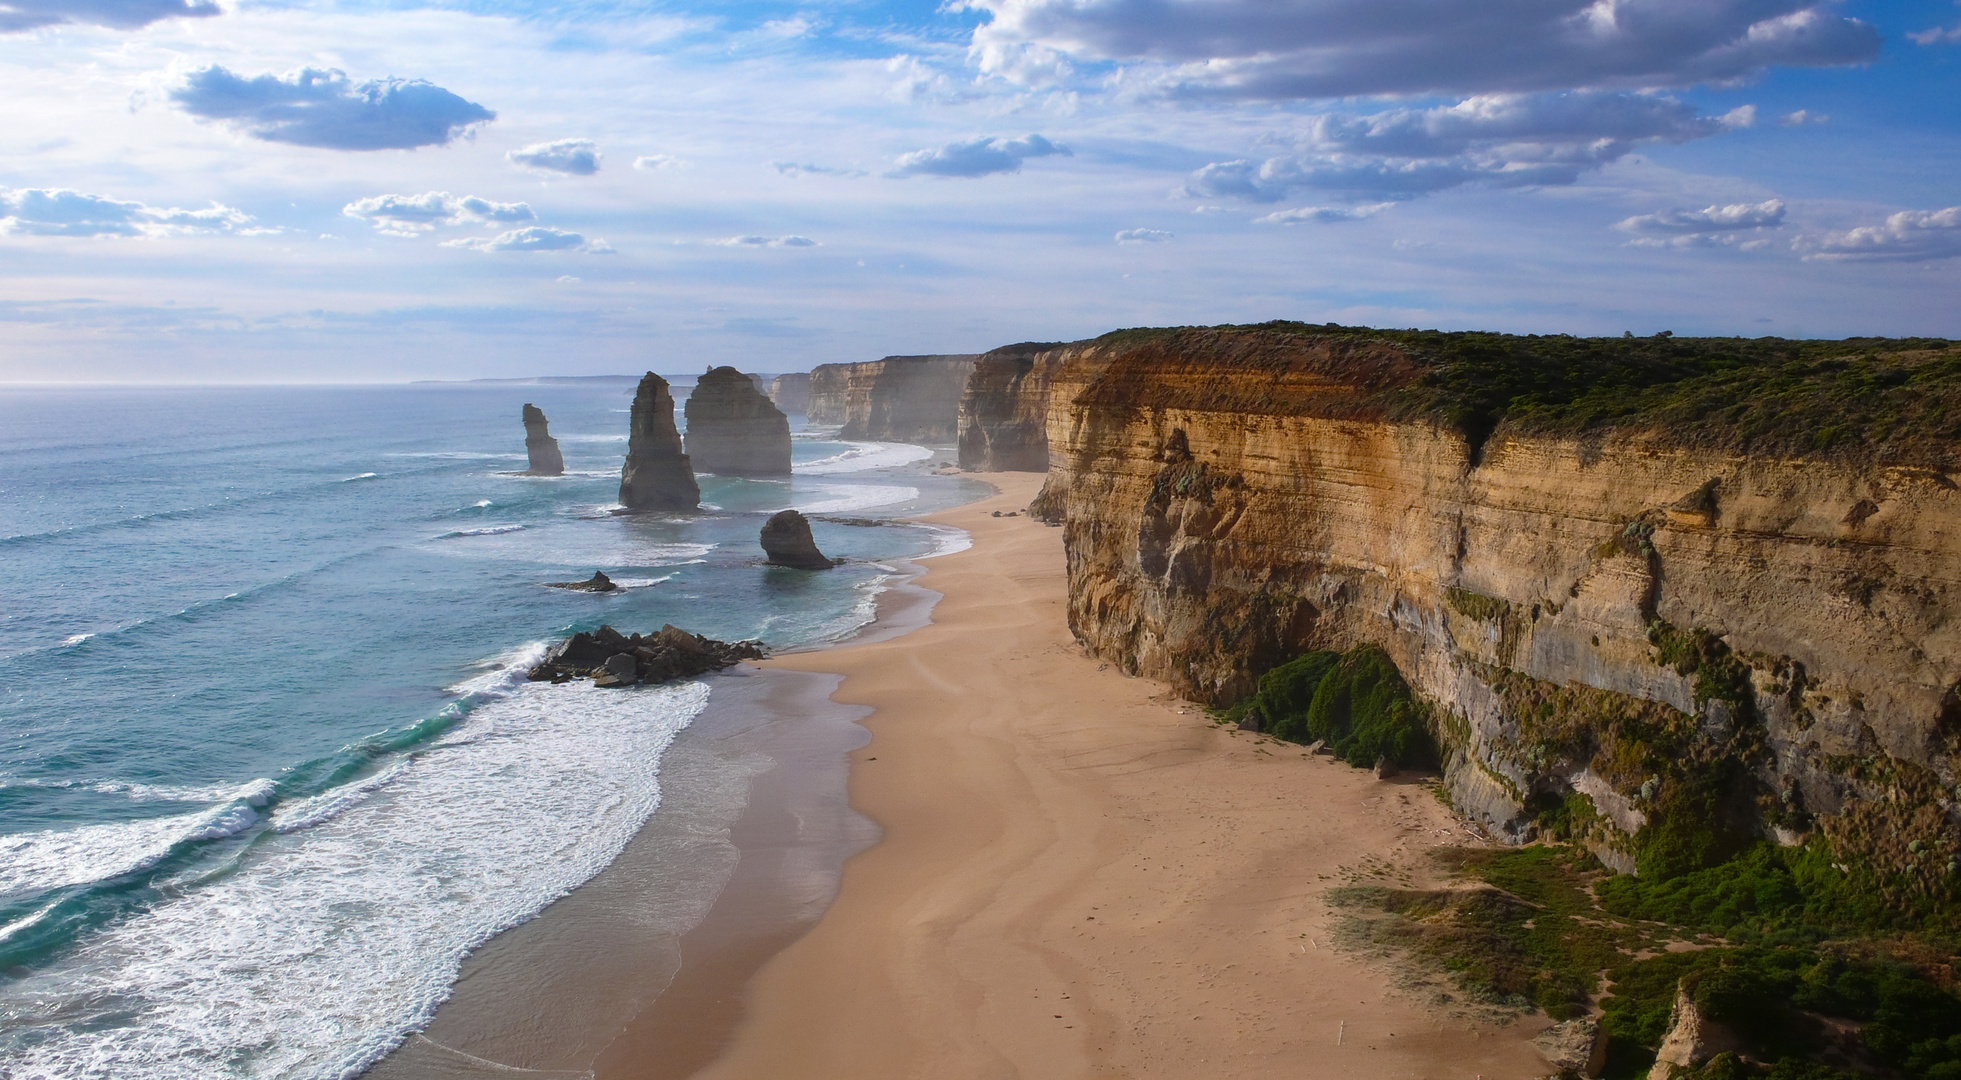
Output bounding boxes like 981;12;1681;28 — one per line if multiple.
1243;645;1435;768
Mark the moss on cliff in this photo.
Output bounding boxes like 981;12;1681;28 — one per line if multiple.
1242;645;1436;768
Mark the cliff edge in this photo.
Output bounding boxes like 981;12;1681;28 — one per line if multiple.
805;354;979;442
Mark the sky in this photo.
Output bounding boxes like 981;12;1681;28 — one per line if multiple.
0;0;1957;381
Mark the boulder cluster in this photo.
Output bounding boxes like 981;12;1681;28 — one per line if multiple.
528;624;765;687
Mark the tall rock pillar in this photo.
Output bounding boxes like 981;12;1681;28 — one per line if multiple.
618;372;701;512
684;366;793;477
521;403;566;476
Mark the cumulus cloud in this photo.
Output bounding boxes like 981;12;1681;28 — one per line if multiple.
1801;207;1961;262
773;161;867;178
1187;91;1743;202
1;186;250;238
633;155;688;172
170;66;494;151
507;139;600;176
0;0;216;32
341;192;533;234
887;134;1071;178
1256;203;1394;225
1115;228;1174;242
1615;199;1785;248
707;235;820;247
1910;24;1961;45
443;226;612;253
964;0;1880;101
1779;109;1828;126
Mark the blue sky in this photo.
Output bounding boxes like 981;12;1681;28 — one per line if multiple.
1;0;1957;381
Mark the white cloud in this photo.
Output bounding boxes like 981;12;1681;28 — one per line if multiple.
0;187;251;238
707;235;820;247
773;161;867;178
443;226;613;253
1615;199;1786;250
341;192;534;234
0;0;215;32
633;154;688;172
170;66;495;151
1909;24;1961;45
1801;207;1961;262
964;0;1880;101
1779;109;1828;126
1115;228;1173;242
1256;203;1394;225
507;139;601;176
888;133;1071;178
1187;91;1742;202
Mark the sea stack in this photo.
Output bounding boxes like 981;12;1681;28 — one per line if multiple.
760;509;835;569
618;372;701;512
684;366;792;477
521;404;565;476
770;372;811;415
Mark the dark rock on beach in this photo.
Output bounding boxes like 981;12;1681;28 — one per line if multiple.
521;404;565;476
684;366;792;477
528;624;766;687
618;372;700;512
545;571;617;592
760;509;835;569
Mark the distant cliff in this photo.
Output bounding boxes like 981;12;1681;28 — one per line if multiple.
685;366;792;476
1025;322;1961;885
770;373;811;416
803;355;979;442
956;342;1064;472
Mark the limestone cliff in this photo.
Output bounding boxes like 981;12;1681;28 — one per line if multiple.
770;372;811;416
521;403;565;476
619;372;700;512
956;342;1064;471
804;355;979;442
1030;322;1961;883
684;366;792;477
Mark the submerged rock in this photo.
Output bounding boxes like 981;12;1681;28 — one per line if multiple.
618;372;700;512
527;623;766;687
684;366;792;477
521;404;565;476
760;509;835;569
545;571;617;592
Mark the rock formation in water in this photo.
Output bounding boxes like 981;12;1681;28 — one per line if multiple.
770;372;812;415
956;342;1063;471
527;623;765;687
683;366;792;477
618;372;701;512
760;509;835;569
545;571;617;592
803;354;979;442
521;404;565;476
989;321;1961;883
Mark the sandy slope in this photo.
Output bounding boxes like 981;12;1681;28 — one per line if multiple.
680;473;1548;1080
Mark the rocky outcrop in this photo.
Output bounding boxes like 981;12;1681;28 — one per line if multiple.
1535;1018;1608;1079
761;509;835;569
804;354;980;442
771;372;812;415
1647;982;1745;1079
546;571;617;592
619;372;700;512
521;404;565;476
1030;322;1961;875
684;366;792;477
957;342;1064;471
528;624;765;687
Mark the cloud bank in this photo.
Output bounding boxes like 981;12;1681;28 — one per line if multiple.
342;192;534;234
1256;203;1393;225
1803;207;1961;262
1;187;250;237
170;66;495;151
507;139;600;175
1115;228;1173;242
0;0;215;32
443;226;612;253
1616;199;1785;249
708;235;819;247
965;0;1880;100
888;134;1070;178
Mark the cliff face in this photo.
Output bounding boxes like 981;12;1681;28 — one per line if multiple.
521;403;565;476
804;355;979;442
956;342;1064;472
684;366;792;477
770;373;811;416
1033;325;1961;880
619;372;700;512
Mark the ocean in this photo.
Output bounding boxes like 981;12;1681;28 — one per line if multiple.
0;382;989;1079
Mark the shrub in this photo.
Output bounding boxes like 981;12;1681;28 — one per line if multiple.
1249;644;1435;768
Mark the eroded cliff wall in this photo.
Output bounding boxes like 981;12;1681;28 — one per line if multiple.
804;355;979;442
956;342;1065;471
1035;324;1961;882
770;372;811;416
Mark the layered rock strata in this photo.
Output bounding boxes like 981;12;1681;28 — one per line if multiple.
1018;323;1961;878
684;366;792;476
770;372;812;415
956;342;1064;471
521;403;565;476
527;624;765;687
804;354;980;442
760;509;835;569
618;372;701;512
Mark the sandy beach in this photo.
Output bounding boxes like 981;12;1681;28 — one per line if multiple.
649;472;1548;1080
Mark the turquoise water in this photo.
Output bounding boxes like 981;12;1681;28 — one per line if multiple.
0;383;987;1078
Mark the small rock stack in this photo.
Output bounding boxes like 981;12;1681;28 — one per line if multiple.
528;624;765;687
761;509;835;569
521;404;565;476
